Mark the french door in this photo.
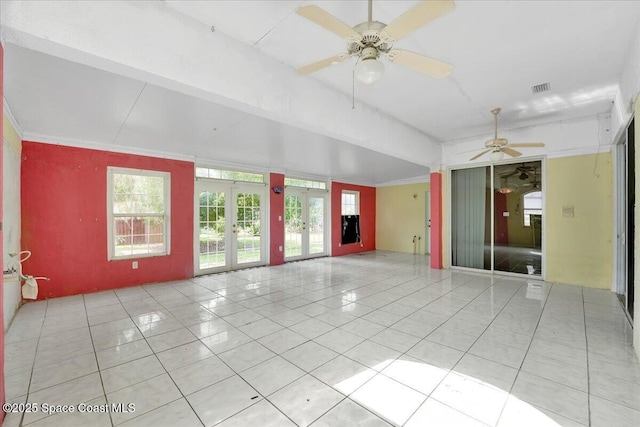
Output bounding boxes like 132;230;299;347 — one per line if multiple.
284;189;327;261
195;181;266;274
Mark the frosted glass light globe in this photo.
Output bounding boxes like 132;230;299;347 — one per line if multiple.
355;58;384;84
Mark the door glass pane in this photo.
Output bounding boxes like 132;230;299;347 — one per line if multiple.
493;161;542;275
236;192;261;264
199;191;226;269
285;195;303;258
451;167;491;270
308;197;324;254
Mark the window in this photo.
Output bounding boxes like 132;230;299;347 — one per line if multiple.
107;167;170;260
196;167;264;183
341;191;359;215
284;177;327;190
523;191;542;226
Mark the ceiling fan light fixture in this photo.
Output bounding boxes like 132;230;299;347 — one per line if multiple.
355;58;384;84
490;150;504;161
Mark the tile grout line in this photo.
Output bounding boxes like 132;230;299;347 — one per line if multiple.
114;286;217;425
201;259;437;426
14;299;47;427
82;294;116;427
8;258;482;426
288;271;506;426
492;281;554;426
400;277;533;427
132;282;295;427
12;254;629;426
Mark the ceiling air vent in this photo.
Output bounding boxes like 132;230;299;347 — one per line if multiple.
531;82;551;94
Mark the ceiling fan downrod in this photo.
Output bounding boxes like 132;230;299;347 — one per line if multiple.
491;107;501;141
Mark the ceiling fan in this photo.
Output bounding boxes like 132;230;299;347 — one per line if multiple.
502;163;537;180
523;168;541;189
295;0;455;84
470;108;545;161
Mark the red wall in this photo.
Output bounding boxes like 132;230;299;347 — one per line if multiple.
1;40;6;421
21;142;194;299
494;191;509;245
430;172;443;269
269;173;285;265
331;181;375;256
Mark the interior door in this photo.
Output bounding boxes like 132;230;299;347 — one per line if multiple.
285;190;326;260
196;182;266;274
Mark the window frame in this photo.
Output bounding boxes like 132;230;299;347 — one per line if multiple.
284;177;327;190
107;167;171;261
195;166;264;183
341;190;360;216
522;190;542;227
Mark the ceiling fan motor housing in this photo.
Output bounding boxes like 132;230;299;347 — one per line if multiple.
347;22;393;56
485;138;509;148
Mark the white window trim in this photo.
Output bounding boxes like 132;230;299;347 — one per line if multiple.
284;176;328;190
341;190;360;216
107;167;171;261
522;190;542;227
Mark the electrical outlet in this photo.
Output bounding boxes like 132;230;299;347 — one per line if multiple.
132;261;138;269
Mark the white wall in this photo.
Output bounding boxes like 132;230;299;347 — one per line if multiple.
611;21;640;143
441;114;610;167
613;16;640;361
3;109;22;331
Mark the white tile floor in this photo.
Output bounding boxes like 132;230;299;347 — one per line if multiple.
3;251;640;426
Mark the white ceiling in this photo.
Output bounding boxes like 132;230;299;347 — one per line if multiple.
169;0;640;141
3;44;429;185
3;1;640;185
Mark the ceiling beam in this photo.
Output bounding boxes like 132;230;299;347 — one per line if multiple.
0;0;441;168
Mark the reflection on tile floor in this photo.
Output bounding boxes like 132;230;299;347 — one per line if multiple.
484;245;543;275
3;251;639;426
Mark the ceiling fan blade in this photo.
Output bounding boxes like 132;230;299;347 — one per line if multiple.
296;6;361;40
387;49;452;78
502;147;523;158
296;54;351;75
380;0;455;43
502;170;519;178
508;142;545;148
470;149;491;161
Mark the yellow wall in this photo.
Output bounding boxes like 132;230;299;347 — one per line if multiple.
3;115;21;150
546;153;612;288
4;113;24;331
376;182;430;254
506;189;539;247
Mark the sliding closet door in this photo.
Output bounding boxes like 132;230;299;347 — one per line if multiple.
451;167;490;270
